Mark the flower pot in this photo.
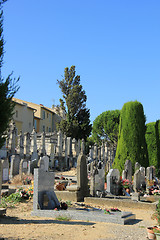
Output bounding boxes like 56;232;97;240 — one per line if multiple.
146;227;157;240
126;188;130;194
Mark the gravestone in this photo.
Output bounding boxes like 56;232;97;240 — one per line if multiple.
30;128;38;161
77;153;89;197
33;168;60;210
1;159;9;182
95;167;105;192
146;166;154;181
93;143;98;160
23;132;30;159
38;157;45;170
28;159;37;175
135;162;141;171
140;167;145;177
42;156;49;171
122;160;132;182
7;121;17;155
39;132;46;156
16;131;24;157
9;154;21;179
133;169;145;192
19;159;28;177
57;131;62;156
107;169;120;195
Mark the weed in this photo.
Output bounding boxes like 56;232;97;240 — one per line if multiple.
55;215;71;221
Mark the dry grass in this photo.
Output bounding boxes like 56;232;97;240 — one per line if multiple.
10;173;33;185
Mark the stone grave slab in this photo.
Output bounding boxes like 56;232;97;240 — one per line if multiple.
31;208;135;225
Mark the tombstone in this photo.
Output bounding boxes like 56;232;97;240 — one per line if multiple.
57;131;62;156
101;141;104;161
104;142;109;164
33;168;60;211
62;135;67;168
133;169;145;192
93;143;98;160
16;131;24;157
39;132;46;156
42;156;49;171
38;157;45;170
7;121;17;155
77;153;89;197
95;167;105;193
49;143;55;169
1;159;9;182
146;166;154;181
135;162;141;171
28;159;37;175
107;169;120;195
81;139;85;155
89;146;94;159
23;132;31;159
67;137;72;169
72;138;77;157
67;137;72;156
0;142;7;159
19;159;28;178
77;139;81;157
30;128;38;161
9;154;21;179
140;167;145;177
90;162;95;196
122;160;132;182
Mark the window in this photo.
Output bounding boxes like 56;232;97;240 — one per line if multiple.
34;119;37;129
43;125;45;132
49;127;51;132
49;113;51;122
29;122;31;128
47;113;49;118
16;110;18;118
47;127;48;132
42;110;45;119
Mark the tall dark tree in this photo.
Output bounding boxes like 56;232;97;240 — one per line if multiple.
57;65;92;140
145;120;160;171
0;0;19;148
113;101;148;174
92;110;120;146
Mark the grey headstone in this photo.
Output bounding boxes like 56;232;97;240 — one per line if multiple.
107;169;120;195
33;168;59;210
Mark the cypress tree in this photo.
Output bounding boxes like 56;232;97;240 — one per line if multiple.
145;120;160;171
113;101;148;174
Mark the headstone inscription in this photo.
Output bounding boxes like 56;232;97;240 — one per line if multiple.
1;159;9;182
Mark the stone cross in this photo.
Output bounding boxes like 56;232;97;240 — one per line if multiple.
23;132;31;158
16;131;24;157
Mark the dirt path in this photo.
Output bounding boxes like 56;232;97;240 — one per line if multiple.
0;198;157;240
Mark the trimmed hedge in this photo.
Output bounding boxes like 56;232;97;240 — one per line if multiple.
113;101;148;174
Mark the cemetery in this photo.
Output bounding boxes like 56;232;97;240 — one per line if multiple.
0;125;160;239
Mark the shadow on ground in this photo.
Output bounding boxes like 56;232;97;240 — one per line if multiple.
0;215;95;226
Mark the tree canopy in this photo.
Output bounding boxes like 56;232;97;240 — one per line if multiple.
92;110;120;146
57;65;92;140
112;101;148;173
0;0;19;148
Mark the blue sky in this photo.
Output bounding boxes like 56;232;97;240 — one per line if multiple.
2;0;160;124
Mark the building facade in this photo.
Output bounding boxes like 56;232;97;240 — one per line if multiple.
12;98;61;133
